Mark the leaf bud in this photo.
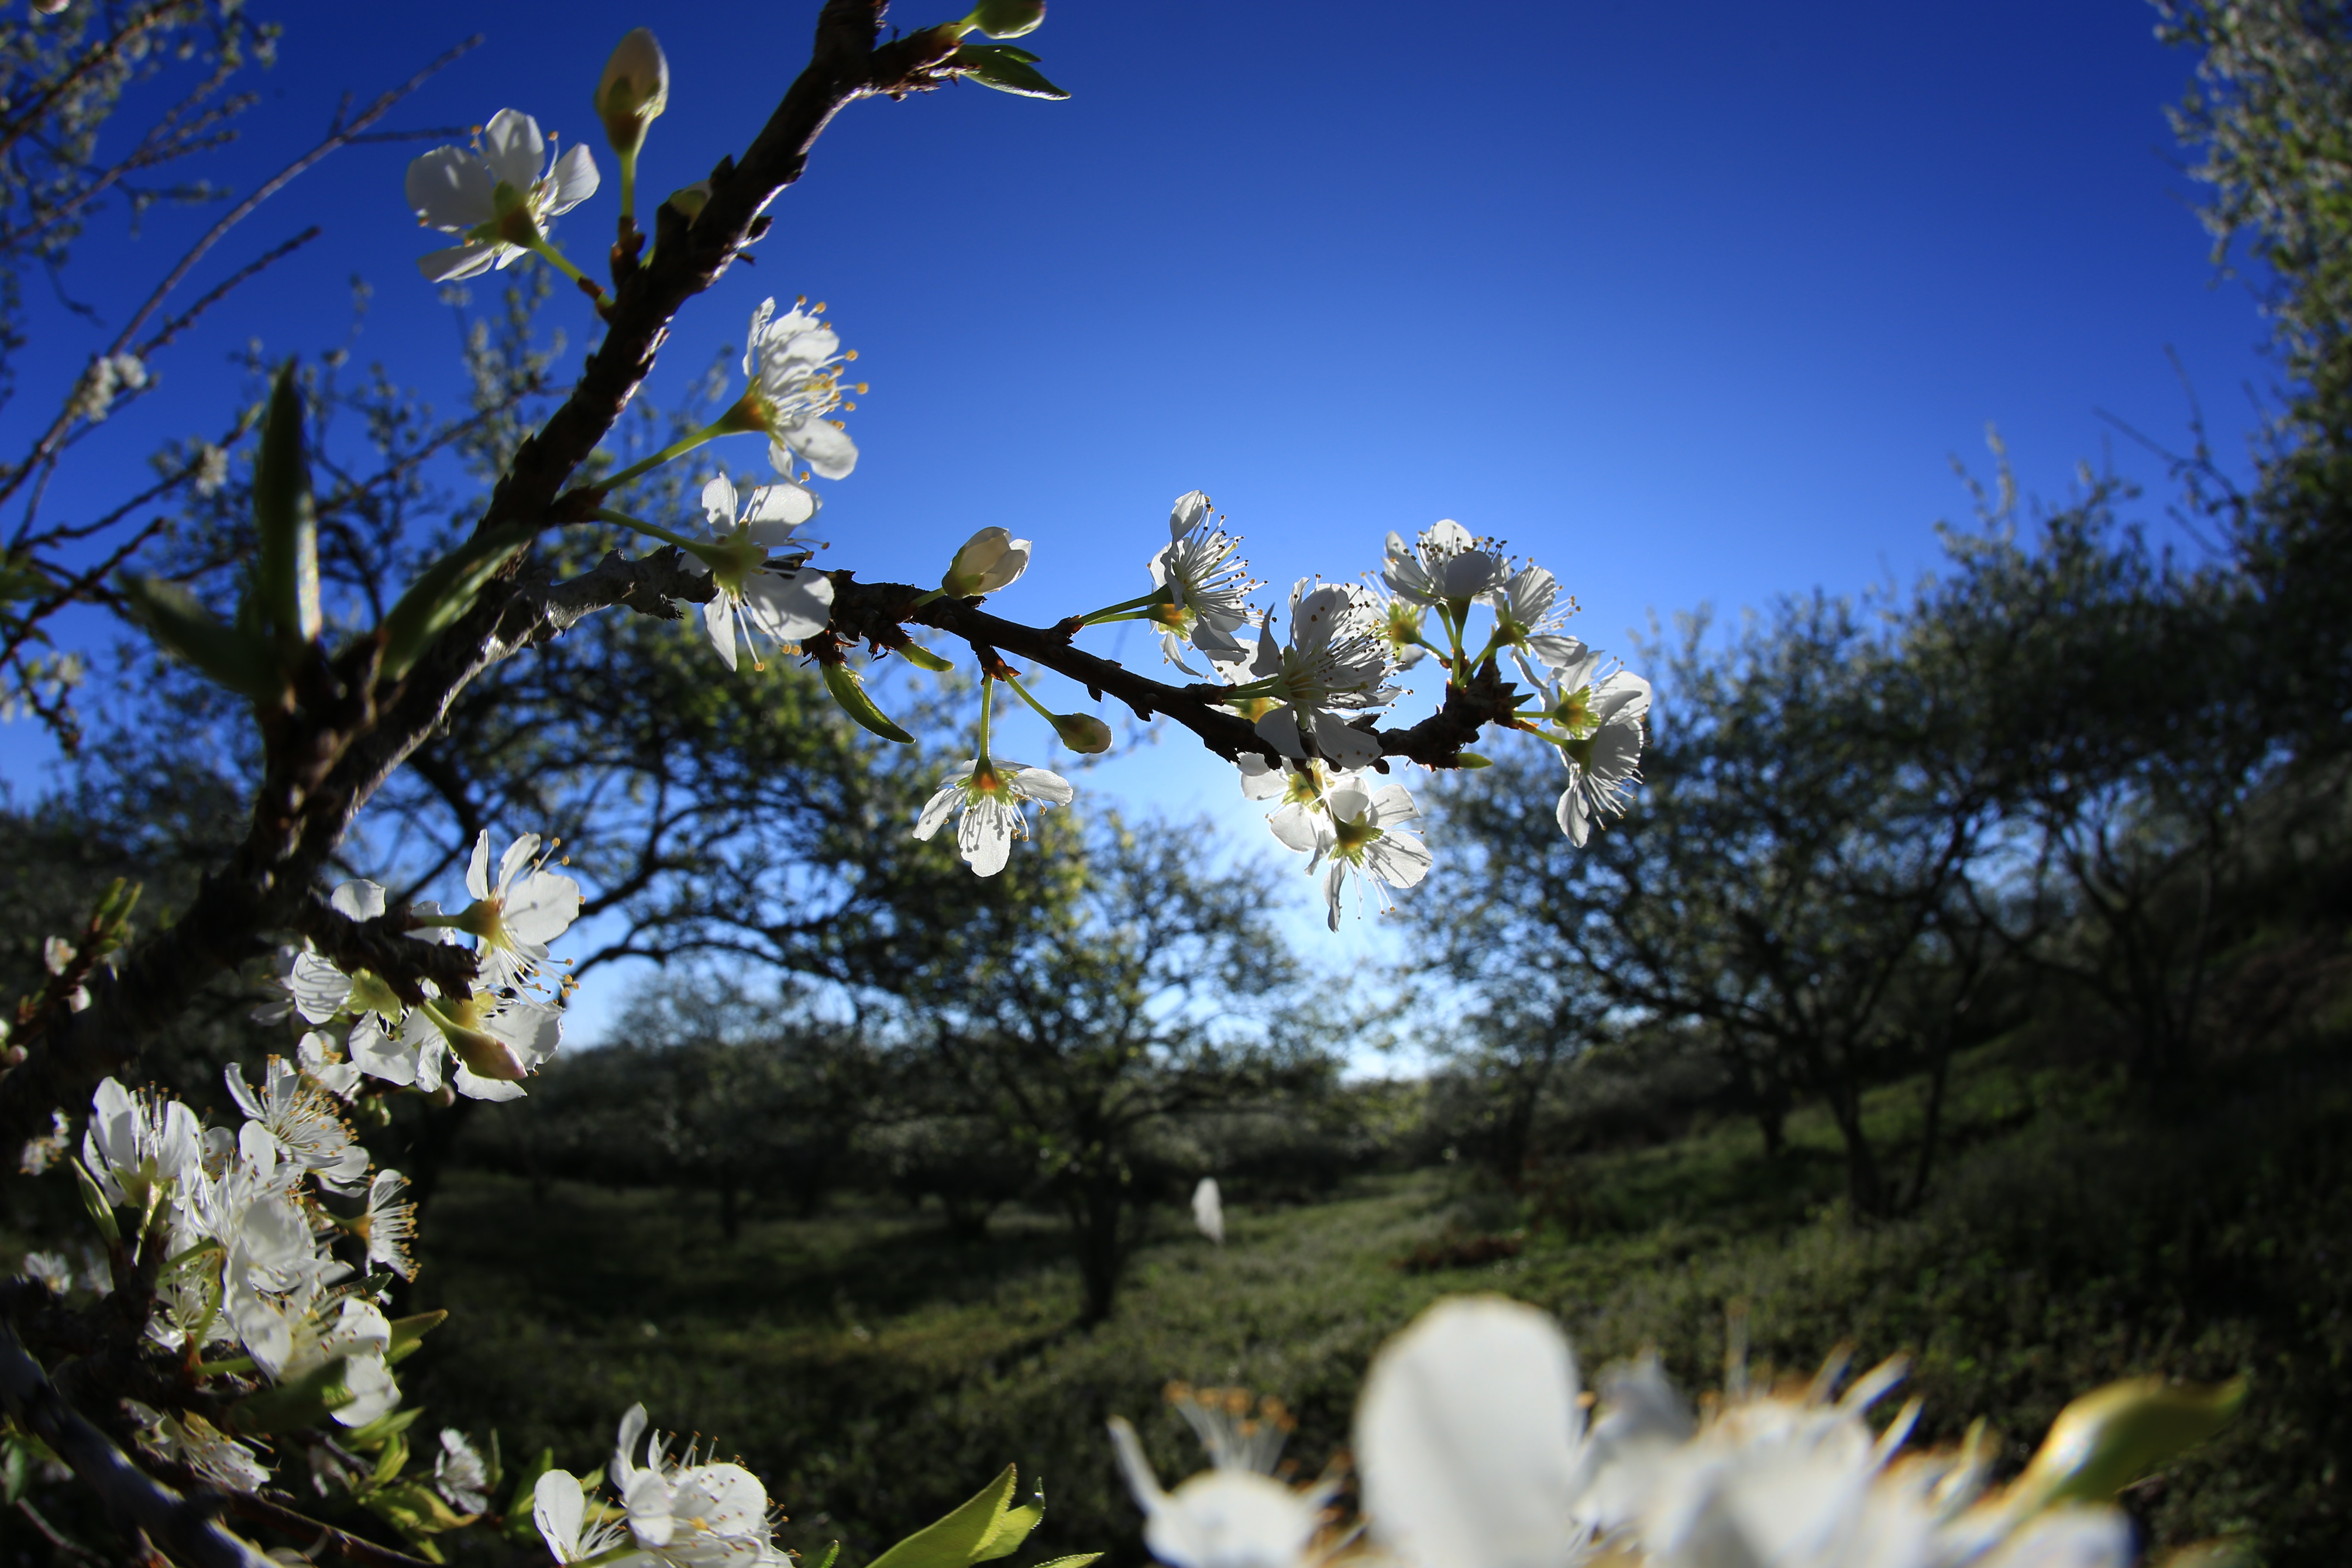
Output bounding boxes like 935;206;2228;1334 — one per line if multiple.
961;0;1045;38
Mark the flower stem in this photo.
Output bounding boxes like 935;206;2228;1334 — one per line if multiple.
1001;669;1058;725
618;149;639;235
530;236;610;304
192;1354;255;1378
975;674;997;771
591;420;731;495
593;506;707;555
1073;587;1171;625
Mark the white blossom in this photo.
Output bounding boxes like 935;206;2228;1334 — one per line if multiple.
1152;490;1261;671
124;1400;270;1494
1482;563;1584;686
455;830;584;993
18;1110;70;1175
913;757;1075;877
298;1029;363;1102
686;475;835;671
739;297;859;481
1551;668;1651;848
609;1403;783;1568
81;1076;201;1210
395;993;563;1101
1380;520;1508;612
225;1057;369;1193
1310;778;1432;931
404;109;598;282
1109;1387;1331;1568
19;1250;73;1294
435;1429;493;1515
68;352;148;423
357;1168;420;1281
1192;1177;1224;1245
536;1468;639;1566
1233;582;1399;773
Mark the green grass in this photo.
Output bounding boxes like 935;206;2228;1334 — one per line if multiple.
401;1036;2352;1568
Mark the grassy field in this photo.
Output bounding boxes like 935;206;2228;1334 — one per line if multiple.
401;1031;2352;1567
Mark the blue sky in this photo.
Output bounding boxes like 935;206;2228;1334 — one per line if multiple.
4;0;2278;1016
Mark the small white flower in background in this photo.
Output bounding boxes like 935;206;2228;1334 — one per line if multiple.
453;829;584;993
192;442;230;497
225;1057;369;1193
17;1110;70;1174
1111;1390;1331;1568
534;1468;636;1565
913;756;1075;877
1311;778;1432;931
1151;491;1262;671
1380;520;1508;614
608;1403;784;1568
1481;562;1584;686
434;1428;493;1515
685;474;835;672
404;109;598;282
1236;582;1400;773
67;352;149;424
357;1168;420;1281
81;1076;201;1210
1552;668;1650;848
42;934;90;1011
124;1400;270;1494
739;296;860;480
1354;1295;1590;1568
942;526;1032;599
20;1250;73;1294
1191;1177;1225;1245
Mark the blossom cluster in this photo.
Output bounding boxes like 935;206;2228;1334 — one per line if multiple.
1113;1295;2170;1568
532;1404;789;1568
261;829;582;1102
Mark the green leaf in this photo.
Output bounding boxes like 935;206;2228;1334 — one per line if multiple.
343;1406;426;1451
252;364;322;651
387;1309;450;1364
864;1464;1023;1568
67;1158;120;1244
372;1431;411;1485
1027;1557;1103;1568
117;574;286;704
810;1544;841;1568
973;1503;1041;1563
503;1447;555;1542
2008;1375;2247;1513
377;527;535;681
953;45;1069;100
897;641;955;672
821;662;916;744
228;1354;360;1433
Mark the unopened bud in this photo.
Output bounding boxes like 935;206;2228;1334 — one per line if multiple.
664;181;711;221
941;527;1032;598
1454;751;1493;768
962;0;1045;38
597;28;670;159
1052;712;1112;753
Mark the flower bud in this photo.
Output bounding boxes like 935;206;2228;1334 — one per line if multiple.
941;527;1032;598
597;28;670;159
1051;712;1113;753
962;0;1045;37
663;181;710;221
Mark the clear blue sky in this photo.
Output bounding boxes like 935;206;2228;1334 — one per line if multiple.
4;0;2278;1004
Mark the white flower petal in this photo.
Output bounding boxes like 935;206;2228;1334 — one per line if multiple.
416;242;500;283
545;143;600;214
405;146;496;230
478;109;547;193
776;417;857;481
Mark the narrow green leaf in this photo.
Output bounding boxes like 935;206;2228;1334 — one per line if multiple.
810;1544;841;1568
343;1406;426;1451
387;1309;451;1363
228;1354;358;1434
972;1502;1041;1563
953;45;1069;99
864;1464;1020;1568
118;574;286;704
2008;1375;2247;1513
68;1160;120;1244
1027;1556;1103;1568
503;1447;555;1541
377;528;534;681
822;662;917;744
897;641;955;672
253;364;322;650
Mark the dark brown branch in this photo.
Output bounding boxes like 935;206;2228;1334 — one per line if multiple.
0;1320;272;1568
219;1491;438;1568
288;898;481;1008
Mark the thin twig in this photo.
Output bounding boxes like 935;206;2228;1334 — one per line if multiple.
220;1491;439;1568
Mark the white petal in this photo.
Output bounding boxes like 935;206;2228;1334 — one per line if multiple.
478;109;547;193
742;481;817;534
416;242;499;283
913;781;963;842
778;417;857;481
702;596;741;671
1556;784;1592;847
465;830;493;901
543;143;600;215
452;1066;527;1102
1254;707;1308;761
1267;804;1322;855
1366;833;1433;889
502;870;582;945
533;1470;588;1562
404;147;496;230
744;567;834;643
1311;710;1384;771
1357;1296;1584;1568
1321;860;1347;931
960;800;1015;876
1012;766;1075;805
741;298;775;377
497;833;541;896
330;879;387;922
701;474;738;530
1169;490;1210;540
1235;754;1286;802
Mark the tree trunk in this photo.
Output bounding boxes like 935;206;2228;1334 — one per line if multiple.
1825;1087;1886;1219
717;1165;740;1243
1071;1178;1125;1325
